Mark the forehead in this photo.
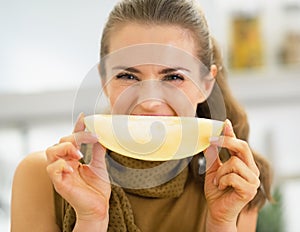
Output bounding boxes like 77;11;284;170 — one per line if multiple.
102;43;205;80
108;23;197;56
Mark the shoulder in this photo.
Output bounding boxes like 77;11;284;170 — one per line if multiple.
11;151;60;232
15;151;48;172
12;151;50;194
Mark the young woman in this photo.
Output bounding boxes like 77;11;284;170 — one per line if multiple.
11;0;272;231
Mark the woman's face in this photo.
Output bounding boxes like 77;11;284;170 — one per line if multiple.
103;23;215;116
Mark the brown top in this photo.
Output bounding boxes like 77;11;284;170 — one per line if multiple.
54;172;207;231
126;174;207;232
54;145;208;231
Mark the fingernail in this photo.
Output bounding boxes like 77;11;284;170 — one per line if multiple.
213;177;217;186
67;165;74;173
91;133;99;140
225;119;233;128
209;136;219;143
77;150;84;158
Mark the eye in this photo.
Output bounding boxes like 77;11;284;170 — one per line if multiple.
162;74;185;82
115;72;139;81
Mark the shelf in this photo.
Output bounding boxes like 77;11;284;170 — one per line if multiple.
228;68;300;107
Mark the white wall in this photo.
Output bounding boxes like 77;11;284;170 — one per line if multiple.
0;0;119;93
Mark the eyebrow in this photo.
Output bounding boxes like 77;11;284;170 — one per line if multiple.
158;67;191;74
111;66;141;74
112;66;191;74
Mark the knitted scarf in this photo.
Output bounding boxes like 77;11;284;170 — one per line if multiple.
61;146;190;232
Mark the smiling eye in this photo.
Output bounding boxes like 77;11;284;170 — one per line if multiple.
116;72;139;81
162;74;185;82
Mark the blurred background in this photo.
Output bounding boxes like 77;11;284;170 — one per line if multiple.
1;0;300;231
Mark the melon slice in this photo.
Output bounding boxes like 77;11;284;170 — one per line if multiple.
84;114;224;161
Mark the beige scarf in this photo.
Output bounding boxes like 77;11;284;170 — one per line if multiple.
61;146;190;232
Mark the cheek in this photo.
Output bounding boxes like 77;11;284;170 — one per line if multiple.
105;83;122;107
107;91;124;108
182;85;207;108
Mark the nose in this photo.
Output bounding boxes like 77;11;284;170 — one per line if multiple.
138;98;164;111
137;80;165;112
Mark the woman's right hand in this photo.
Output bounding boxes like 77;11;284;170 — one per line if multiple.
46;113;111;231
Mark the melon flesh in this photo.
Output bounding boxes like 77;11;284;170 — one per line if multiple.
84;114;224;161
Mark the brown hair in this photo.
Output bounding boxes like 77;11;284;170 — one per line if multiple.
100;0;212;67
195;38;273;210
100;0;272;210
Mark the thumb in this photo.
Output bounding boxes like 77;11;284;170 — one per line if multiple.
73;112;86;133
89;143;110;183
203;145;221;174
223;119;236;138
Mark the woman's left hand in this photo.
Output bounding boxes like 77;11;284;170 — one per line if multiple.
204;119;260;231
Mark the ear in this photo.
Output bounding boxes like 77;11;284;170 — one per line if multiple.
203;64;218;98
210;64;218;79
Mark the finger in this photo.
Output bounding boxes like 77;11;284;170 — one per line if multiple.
89;143;106;170
46;142;82;164
209;136;259;175
221;119;236;157
214;156;260;187
217;172;260;201
203;145;222;173
223;119;236;138
73;112;85;133
59;132;99;148
89;143;109;183
46;158;74;192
